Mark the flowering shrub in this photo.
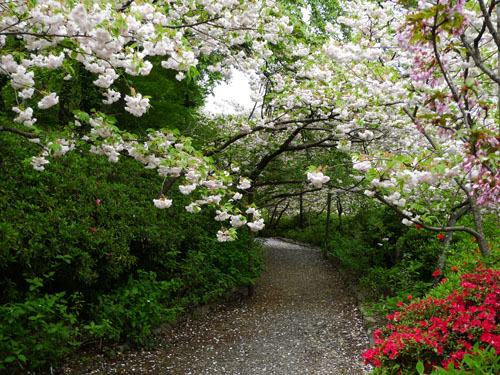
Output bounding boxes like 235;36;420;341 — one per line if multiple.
363;267;500;374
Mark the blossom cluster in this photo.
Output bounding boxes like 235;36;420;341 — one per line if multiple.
363;267;500;373
3;0;499;242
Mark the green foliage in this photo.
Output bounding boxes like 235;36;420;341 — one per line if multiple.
280;0;342;35
90;270;182;345
274;214;327;247
0;24;257;373
424;346;500;374
0;132;262;372
111;60;207;138
0;278;81;373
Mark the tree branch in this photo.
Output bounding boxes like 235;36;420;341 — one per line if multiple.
477;0;500;49
249;122;310;181
460;34;500;86
0;125;43;139
403;106;439;150
374;192;480;237
253;180;303;187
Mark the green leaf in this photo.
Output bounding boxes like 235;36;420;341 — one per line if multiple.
58;39;77;49
416;361;424;374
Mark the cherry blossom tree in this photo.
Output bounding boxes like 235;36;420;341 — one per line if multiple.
300;0;499;257
0;0;300;240
1;0;498;247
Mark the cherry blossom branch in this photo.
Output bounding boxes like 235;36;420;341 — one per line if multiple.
166;17;223;30
431;20;463;117
374;192;481;237
0;31;89;38
0;16;31;34
403;107;439;150
284;139;338;152
205;126;266;157
249;122;311;180
160;174;184;196
0;125;43;139
472;0;496;46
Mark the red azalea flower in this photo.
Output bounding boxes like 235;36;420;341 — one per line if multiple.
407;295;412;300
433;270;441;277
415;224;422;229
437;234;445;240
363;267;500;371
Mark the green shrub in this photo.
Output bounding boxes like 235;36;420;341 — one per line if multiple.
90;270;182;345
0;133;263;371
0;279;81;373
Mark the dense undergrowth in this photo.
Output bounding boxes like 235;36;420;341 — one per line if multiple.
0;133;262;373
264;205;500;374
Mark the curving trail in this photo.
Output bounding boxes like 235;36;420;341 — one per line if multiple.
65;238;372;375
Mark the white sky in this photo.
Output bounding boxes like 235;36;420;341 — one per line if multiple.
203;7;310;115
203;69;254;115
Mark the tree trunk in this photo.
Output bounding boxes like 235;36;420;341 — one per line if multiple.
336;195;343;232
269;204;278;229
434;204;471;286
247;192;255;297
498;3;500;131
468;194;490;256
314;204;327;218
0;76;8;112
325;193;332;252
275;202;290;229
299;193;303;229
394;243;402;265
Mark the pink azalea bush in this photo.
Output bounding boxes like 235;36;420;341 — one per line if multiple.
363;267;500;374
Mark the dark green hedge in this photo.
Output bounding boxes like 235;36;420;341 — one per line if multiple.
0;133;262;373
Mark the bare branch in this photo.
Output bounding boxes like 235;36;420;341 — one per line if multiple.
460;34;500;86
477;0;500;49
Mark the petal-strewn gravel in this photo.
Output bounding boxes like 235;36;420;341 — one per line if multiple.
62;238;373;374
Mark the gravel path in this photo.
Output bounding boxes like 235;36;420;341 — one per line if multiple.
64;238;372;374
